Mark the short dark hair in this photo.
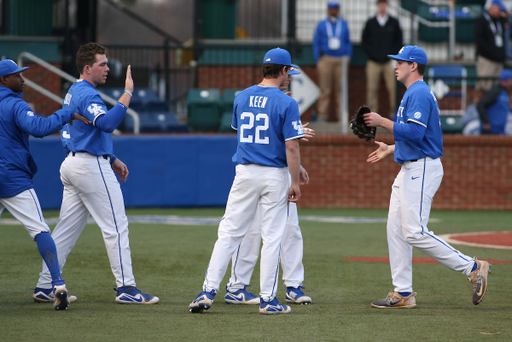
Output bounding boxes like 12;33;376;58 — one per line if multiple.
407;61;426;76
262;64;290;79
76;42;107;75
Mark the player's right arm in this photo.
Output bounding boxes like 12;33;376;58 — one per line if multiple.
286;138;301;202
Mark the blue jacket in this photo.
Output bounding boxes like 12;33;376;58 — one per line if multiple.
313;17;352;63
477;83;509;135
0;86;74;198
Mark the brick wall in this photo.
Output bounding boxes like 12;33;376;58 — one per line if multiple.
298;134;512;210
197;65;403;122
21;62;63;115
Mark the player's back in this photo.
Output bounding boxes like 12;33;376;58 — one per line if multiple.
231;85;303;168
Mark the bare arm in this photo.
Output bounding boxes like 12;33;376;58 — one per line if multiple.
111;158;129;182
117;65;134;108
367;141;395;164
286;139;301;202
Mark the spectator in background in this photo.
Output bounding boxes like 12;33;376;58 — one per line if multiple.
362;0;402;118
476;68;512;134
313;0;352;122
474;0;508;92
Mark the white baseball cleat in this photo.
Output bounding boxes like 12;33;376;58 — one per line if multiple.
115;286;159;304
33;287;77;303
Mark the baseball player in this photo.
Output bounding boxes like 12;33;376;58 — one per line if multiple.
0;59;90;310
33;43;159;304
363;45;491;308
189;48;304;315
225;67;312;306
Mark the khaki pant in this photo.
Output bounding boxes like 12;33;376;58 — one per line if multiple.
475;55;503;92
366;60;397;117
317;55;343;121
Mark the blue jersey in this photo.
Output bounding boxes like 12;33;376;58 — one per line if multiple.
231;85;304;167
0;86;74;197
61;79;123;157
394;80;444;164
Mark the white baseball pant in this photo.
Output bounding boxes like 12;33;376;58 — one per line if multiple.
202;164;289;302
0;188;50;240
387;157;475;293
36;152;135;289
227;200;304;292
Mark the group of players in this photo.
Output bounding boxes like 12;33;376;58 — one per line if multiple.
0;42;490;313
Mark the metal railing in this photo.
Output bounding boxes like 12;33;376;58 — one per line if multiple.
17;51;140;134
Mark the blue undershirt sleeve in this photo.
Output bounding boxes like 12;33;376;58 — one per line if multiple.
393;121;426;142
94;102;127;133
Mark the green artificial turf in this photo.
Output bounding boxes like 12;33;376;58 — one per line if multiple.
0;208;511;341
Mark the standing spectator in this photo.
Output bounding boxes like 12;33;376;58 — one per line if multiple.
362;0;403;118
313;0;352;122
477;68;512;134
475;0;508;92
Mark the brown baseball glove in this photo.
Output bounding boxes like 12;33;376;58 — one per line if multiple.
350;105;376;142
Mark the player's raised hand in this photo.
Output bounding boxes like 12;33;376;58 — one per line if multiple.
112;158;129;183
124;65;134;94
70;113;91;125
301;122;315;141
367;141;394;163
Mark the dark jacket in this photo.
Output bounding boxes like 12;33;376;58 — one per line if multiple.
362;15;403;63
474;13;507;63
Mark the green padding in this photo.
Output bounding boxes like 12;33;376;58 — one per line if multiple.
0;40;61;62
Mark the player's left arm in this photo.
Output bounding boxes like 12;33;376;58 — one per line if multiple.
111;158;129;183
286;138;301;202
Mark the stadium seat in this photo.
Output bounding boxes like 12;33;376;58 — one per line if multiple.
428;65;467;116
219;112;235;133
221;89;242;114
440;115;464;134
123;111;189;133
186;88;222;131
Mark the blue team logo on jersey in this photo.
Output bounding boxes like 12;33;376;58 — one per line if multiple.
26;111;34;117
414;112;422;119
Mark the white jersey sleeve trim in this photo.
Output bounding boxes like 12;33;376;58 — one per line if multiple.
231;125;238;130
92;113;106;127
285;134;305;141
407;119;427;128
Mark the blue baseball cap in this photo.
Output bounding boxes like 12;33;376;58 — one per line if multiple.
492;0;507;12
263;48;298;69
328;1;340;8
289;67;301;75
0;59;29;78
387;45;428;65
500;69;512;80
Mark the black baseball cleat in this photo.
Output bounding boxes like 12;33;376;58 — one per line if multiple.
53;285;69;310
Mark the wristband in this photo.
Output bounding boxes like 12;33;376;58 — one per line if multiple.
124;90;132;97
